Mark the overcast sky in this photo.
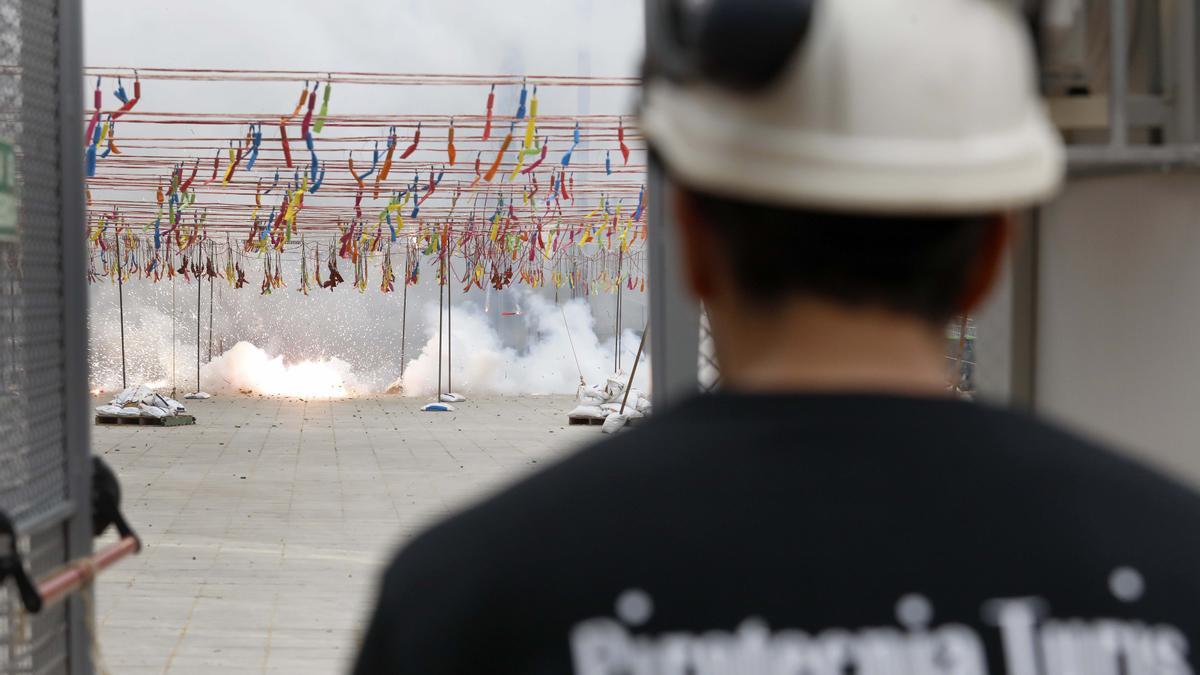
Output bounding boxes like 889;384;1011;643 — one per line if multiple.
85;0;644;74
85;0;646;116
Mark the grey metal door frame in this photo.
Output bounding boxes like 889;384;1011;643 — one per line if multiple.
58;0;93;671
644;0;701;409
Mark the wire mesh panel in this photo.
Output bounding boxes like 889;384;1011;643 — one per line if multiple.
0;531;67;675
0;0;76;673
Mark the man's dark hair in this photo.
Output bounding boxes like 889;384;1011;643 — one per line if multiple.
682;187;994;324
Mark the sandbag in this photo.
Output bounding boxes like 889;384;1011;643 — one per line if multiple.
600;402;644;418
138;404;168;419
576;386;608;406
601;413;628;434
605;373;627;397
568;404;607;419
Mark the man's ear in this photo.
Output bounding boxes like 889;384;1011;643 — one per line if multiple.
958;214;1015;314
673;186;720;301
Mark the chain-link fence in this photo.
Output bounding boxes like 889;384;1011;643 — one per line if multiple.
0;0;87;672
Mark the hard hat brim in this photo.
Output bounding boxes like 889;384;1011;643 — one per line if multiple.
641;82;1065;216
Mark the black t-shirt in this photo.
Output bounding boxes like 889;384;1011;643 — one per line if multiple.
354;393;1200;674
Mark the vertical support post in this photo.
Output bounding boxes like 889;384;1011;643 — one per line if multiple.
645;0;701;409
400;244;408;385
1009;213;1041;411
437;256;444;401
614;248;623;373
195;266;201;393
171;272;176;399
1109;0;1129;147
208;246;214;363
1176;0;1197;143
58;0;94;671
115;229;126;388
447;250;453;393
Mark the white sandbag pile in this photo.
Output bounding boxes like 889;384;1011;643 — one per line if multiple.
568;373;651;431
96;384;187;420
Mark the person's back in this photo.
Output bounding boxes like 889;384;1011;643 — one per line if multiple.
357;394;1200;673
355;1;1200;672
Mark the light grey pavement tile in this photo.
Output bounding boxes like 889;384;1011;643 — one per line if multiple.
93;393;595;673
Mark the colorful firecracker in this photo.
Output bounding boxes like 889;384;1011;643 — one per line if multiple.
84;68;648;298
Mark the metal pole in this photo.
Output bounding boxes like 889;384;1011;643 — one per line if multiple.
195;267;201;393
1067;144;1200;168
208;247;214;363
645;0;703;407
115;231;126;389
620;323;649;415
171;271;176;398
437;257;444;401
57;0;95;667
614;248;623;373
37;536;139;609
400;244;408;384
1109;0;1129;148
447;253;453;393
1008;211;1040;411
1176;0;1197;143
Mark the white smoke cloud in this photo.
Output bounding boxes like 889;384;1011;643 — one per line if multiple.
200;341;364;398
89;281;648;398
396;293;648;397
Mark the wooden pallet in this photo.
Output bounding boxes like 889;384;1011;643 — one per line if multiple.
568;415;642;427
95;414;196;427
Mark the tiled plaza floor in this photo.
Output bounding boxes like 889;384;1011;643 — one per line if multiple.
91;394;593;674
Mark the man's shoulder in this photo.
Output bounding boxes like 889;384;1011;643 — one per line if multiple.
382;413;691;591
390;395;1200;578
401;424;658;551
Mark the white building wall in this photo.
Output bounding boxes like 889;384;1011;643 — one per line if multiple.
1037;174;1200;484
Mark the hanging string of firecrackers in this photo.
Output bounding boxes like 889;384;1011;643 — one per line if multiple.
278;81;310;169
305;129;325;194
353;243;369;292
224;237;236;284
372;127;397;198
261;253;273;295
298;238;312;295
483;124;513;183
380;244;396;293
84;71;647;297
481;84;495;141
85;73;141;176
323;242;344;290
86;222;644;294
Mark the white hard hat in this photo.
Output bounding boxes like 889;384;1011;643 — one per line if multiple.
640;0;1065;215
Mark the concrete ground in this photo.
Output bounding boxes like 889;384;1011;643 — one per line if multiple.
91;394;595;675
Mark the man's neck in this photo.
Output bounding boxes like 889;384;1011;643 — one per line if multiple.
712;300;952;397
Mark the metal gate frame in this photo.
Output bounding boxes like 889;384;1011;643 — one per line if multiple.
644;0;701;409
2;0;90;672
59;0;93;670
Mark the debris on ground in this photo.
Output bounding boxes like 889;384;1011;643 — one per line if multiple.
568;372;651;433
95;384;188;420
